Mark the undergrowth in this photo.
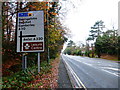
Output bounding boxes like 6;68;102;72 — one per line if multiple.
2;61;52;89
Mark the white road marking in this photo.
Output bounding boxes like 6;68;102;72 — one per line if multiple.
64;55;120;77
102;69;119;77
62;55;87;89
101;67;120;71
82;62;93;66
70;58;93;67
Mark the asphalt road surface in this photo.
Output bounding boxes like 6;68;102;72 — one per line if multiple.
62;54;119;88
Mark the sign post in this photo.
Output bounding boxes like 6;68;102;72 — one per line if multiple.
25;55;27;69
22;54;27;70
38;53;40;73
22;54;24;69
16;11;44;73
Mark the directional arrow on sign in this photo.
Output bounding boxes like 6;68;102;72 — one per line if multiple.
19;31;36;51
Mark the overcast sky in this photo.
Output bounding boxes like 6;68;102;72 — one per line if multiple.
60;0;119;45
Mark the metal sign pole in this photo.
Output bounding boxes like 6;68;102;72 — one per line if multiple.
38;52;40;73
46;2;50;64
25;55;27;69
22;54;25;70
22;54;27;70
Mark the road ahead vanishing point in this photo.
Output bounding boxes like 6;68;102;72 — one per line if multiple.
62;54;119;88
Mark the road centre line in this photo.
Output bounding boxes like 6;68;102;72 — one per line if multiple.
101;67;120;71
66;55;119;72
66;56;93;67
74;58;119;77
102;69;119;77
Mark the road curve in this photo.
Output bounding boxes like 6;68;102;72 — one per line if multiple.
61;54;119;88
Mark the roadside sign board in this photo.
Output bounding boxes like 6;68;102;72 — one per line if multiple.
16;11;44;52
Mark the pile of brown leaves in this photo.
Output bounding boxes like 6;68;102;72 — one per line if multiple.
101;54;118;61
29;58;60;88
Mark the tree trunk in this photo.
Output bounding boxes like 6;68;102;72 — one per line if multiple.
118;36;120;60
98;52;101;58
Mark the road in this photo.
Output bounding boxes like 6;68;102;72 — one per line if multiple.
61;54;119;88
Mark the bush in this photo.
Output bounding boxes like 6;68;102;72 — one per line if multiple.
40;61;52;74
2;41;22;63
2;61;52;88
9;64;21;73
2;69;35;88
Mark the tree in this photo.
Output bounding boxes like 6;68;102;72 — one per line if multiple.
95;29;118;58
67;40;75;47
85;41;90;57
2;1;68;71
87;20;105;58
64;40;83;56
91;20;105;37
118;36;120;60
2;2;22;64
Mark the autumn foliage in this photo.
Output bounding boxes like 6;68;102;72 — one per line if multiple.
2;1;67;88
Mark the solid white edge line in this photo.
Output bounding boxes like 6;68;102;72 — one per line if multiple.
66;61;82;88
62;55;87;89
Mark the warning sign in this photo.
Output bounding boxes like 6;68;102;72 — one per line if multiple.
16;11;44;52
